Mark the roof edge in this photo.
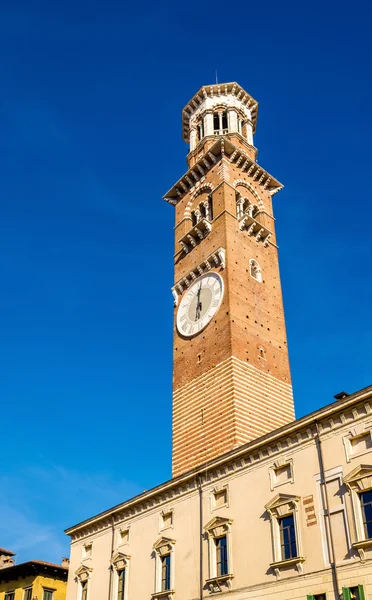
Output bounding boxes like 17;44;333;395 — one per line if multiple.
65;382;372;536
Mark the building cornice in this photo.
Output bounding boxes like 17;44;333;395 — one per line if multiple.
163;138;282;205
65;381;372;540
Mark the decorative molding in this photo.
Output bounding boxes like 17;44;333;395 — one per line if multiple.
234;179;264;210
171;247;225;306
179;218;212;254
163;138;282;205
66;385;372;542
205;574;234;593
111;552;130;571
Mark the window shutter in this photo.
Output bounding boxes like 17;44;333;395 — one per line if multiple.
358;586;365;600
307;595;315;600
343;588;351;600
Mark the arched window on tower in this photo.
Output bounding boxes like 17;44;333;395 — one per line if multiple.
213;111;228;135
250;259;262;283
236;193;258;220
198;119;204;143
200;197;213;221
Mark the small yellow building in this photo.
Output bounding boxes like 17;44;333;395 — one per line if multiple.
0;549;68;600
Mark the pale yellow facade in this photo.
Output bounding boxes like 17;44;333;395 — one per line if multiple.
66;386;372;600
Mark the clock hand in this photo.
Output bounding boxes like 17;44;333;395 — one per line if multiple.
195;285;202;321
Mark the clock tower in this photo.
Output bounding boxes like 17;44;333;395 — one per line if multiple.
164;83;295;477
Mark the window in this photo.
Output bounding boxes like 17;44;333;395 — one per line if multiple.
269;460;294;491
5;593;15;600
198;120;204;141
212;488;228;510
111;552;130;600
152;537;175;595
204;517;233;591
117;569;126;600
307;594;326;600
43;591;54;600
82;543;92;560
216;536;228;576
161;554;171;591
213;111;228;135
279;515;297;560
81;581;88;600
119;527;130;545
360;490;372;538
160;510;173;531
265;493;304;571
24;589;33;600
343;586;365;600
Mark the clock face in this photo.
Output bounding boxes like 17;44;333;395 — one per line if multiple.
176;272;224;338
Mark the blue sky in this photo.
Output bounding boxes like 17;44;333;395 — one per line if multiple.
0;0;371;564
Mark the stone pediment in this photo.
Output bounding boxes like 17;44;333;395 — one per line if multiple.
344;464;372;491
153;537;175;555
75;564;92;581
265;493;299;517
204;516;232;538
111;551;130;570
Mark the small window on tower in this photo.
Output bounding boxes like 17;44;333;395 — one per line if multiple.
198;120;204;141
249;259;262;283
213;113;220;133
222;111;228;131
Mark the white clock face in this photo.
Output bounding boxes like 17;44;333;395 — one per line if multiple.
176;272;224;338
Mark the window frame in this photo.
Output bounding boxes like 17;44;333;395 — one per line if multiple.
152;537;175;596
111;552;130;600
5;592;15;600
23;588;33;600
204;516;233;591
43;589;55;600
343;585;366;600
215;534;228;576
160;553;171;591
265;493;304;573
278;514;298;560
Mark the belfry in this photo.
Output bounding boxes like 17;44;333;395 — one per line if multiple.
164;83;295;476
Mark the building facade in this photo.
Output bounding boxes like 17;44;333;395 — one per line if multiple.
64;83;372;600
0;553;68;600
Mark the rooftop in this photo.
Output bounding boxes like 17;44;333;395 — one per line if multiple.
0;560;68;582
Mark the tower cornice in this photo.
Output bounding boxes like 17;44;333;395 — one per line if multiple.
182;82;258;143
163;138;283;205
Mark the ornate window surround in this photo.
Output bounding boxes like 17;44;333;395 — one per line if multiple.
204;516;233;592
344;464;372;560
265;493;305;578
152;537;176;600
111;552;130;600
209;485;229;512
343;424;372;463
75;565;92;600
268;458;294;491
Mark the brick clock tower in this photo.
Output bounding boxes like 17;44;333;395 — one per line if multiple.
164;82;295;477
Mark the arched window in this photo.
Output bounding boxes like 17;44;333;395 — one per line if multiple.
250;259;262;283
213;111;228;135
236;193;258;220
200;197;213;221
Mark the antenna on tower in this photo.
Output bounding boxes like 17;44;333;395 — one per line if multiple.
215;70;218;84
